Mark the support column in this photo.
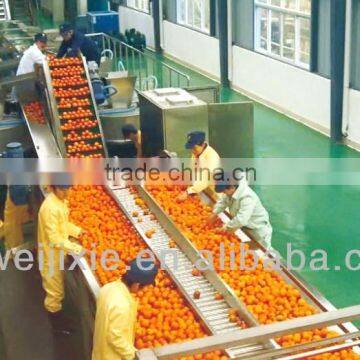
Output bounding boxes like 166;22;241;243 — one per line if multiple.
77;0;88;16
330;0;346;142
310;0;319;73
217;0;229;87
153;0;162;54
52;0;65;23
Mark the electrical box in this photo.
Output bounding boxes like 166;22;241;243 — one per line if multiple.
87;11;119;34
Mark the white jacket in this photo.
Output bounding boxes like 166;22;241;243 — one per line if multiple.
213;178;272;248
16;44;45;76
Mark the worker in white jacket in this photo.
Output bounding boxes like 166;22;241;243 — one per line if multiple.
16;33;47;76
208;177;273;250
12;33;47;102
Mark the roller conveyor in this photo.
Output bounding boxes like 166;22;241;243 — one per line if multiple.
110;186;269;358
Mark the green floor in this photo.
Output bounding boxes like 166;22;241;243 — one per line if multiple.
158;54;360;314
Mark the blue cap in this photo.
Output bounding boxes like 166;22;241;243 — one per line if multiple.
215;184;229;193
59;23;73;34
215;174;237;193
123;259;159;286
54;185;71;189
185;131;206;149
122;124;138;137
34;32;47;43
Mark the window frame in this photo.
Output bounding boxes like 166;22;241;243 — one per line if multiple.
127;0;151;14
254;0;312;69
176;0;211;35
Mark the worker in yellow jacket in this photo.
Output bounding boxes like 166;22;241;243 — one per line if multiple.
37;185;84;332
3;186;32;250
92;259;159;360
177;131;221;202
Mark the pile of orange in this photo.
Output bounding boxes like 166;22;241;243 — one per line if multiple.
47;57;105;158
68;186;228;359
146;185;360;360
23;101;46;124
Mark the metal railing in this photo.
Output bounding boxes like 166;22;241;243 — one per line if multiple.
1;0;11;20
86;32;191;91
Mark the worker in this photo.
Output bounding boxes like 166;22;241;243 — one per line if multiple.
3;143;32;250
0;219;4;241
177;131;221;202
37;185;84;332
16;32;47;76
92;259;159;360
11;33;47;102
208;177;273;250
3;185;32;250
57;23;101;66
122;124;142;158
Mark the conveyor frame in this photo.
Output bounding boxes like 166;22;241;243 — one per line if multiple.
41;55;109;158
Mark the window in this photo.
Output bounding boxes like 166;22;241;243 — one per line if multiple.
127;0;150;13
255;0;311;68
177;0;211;34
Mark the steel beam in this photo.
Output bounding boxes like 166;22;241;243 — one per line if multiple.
150;305;360;359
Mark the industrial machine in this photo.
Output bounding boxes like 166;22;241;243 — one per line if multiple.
0;34;359;359
139;88;254;158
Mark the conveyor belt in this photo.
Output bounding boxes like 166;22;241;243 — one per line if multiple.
110;186;273;358
16;58;359;357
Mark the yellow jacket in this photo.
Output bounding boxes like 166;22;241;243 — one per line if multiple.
92;280;138;360
187;144;221;195
38;192;83;273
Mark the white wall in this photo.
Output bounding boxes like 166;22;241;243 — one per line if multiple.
162;21;220;79
119;6;155;49
347;89;360;145
231;46;331;132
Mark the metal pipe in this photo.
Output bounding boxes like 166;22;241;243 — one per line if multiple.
342;0;353;137
138;54;142;90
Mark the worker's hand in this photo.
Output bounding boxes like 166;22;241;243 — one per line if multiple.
215;224;228;232
176;191;188;202
79;228;88;238
206;213;218;224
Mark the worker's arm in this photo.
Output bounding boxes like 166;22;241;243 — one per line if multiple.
57;41;68;58
44;209;83;255
67;221;82;239
107;307;137;360
225;196;256;231
66;32;84;57
213;195;229;215
33;52;46;66
187;152;220;195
